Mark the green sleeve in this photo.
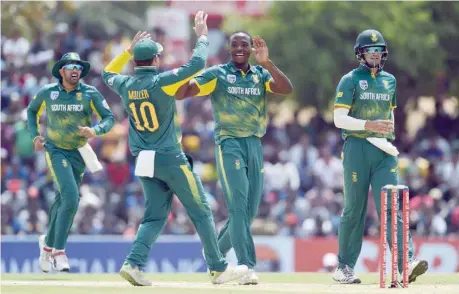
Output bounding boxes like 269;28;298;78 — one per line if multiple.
334;74;355;109
391;77;397;109
27;87;47;140
89;87;115;136
158;36;210;96
261;67;273;83
261;67;274;93
101;71;128;96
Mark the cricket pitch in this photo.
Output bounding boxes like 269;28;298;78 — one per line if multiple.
2;273;458;294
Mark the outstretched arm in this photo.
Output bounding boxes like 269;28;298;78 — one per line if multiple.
101;31;151;95
253;36;293;95
175;79;200;100
159;11;209;97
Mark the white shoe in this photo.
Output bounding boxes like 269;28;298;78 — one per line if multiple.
408;259;428;283
38;235;52;273
239;269;259;285
119;263;152;286
210;265;249;284
332;265;361;284
51;251;70;272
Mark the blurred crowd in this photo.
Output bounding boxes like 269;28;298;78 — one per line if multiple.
2;20;459;239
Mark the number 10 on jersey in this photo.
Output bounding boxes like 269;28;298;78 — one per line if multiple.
129;102;159;132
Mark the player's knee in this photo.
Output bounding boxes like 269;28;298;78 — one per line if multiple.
340;211;360;223
188;206;213;221
228;207;248;218
60;193;79;213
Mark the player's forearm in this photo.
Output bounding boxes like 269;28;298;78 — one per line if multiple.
333;108;366;131
191;35;210;64
175;83;189;100
160;36;208;97
104;50;132;74
180;35;209;75
93;114;115;136
260;60;293;95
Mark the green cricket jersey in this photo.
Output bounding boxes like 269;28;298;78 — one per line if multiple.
27;82;115;150
334;64;397;141
101;37;209;156
194;62;273;144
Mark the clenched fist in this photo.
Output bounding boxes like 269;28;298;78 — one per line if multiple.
364;120;394;134
34;136;45;151
78;126;96;138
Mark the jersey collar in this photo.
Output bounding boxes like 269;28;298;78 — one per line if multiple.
357;64;382;76
227;61;256;75
58;81;81;92
134;66;158;74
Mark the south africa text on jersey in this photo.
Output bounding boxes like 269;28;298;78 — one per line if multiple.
51;104;84;111
359;92;391;101
228;87;261;96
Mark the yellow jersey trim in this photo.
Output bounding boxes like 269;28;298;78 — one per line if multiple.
334;103;352;109
265;78;273;93
90;100;102;120
161;69;204;97
195;78;217;97
37;101;46;134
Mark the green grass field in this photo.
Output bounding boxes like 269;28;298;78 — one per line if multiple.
2;273;459;294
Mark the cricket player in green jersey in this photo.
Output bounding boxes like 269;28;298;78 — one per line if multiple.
332;29;428;284
176;32;293;285
102;12;248;286
28;52;115;272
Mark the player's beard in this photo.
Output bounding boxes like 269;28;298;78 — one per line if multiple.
364;54;381;68
62;70;81;86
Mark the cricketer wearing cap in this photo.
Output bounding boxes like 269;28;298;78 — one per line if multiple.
101;13;249;287
176;32;293;284
332;29;428;284
28;52;115;272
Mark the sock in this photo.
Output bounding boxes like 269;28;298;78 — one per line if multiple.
52;249;65;255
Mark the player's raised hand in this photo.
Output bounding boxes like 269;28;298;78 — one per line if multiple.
78;126;96;139
127;31;152;55
252;36;269;65
365;120;394;134
33;136;45;151
193;10;208;37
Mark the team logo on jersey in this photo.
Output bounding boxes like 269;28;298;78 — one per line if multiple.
107;76;115;86
235;159;241;170
50;91;59;100
252;75;259;84
352;172;358;183
227;74;236;84
359;80;368;90
382;80;389;89
76;92;82;100
62;159;68;167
